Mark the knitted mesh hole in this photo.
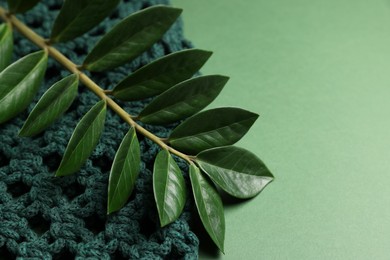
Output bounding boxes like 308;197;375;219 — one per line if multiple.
48;1;62;11
7;181;31;198
109;8;120;20
29;17;44;29
42;153;62;173
62;181;85;201
0;153;10;168
139;215;157;238
161;41;173;55
53;248;75;260
84;213;106;235
141;2;152;9
45;235;56;249
68;98;81;113
165;248;176;259
74;46;86;57
93;155;112;174
45;67;59;79
89;27;105;37
0;246;15;260
28;215;51;236
111;250;127;260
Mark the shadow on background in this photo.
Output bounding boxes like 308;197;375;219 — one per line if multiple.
190;207;221;258
190;188;257;259
219;187;254;209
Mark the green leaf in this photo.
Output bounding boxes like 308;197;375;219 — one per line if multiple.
107;127;140;214
112;49;212;101
169;107;259;154
153;149;186;227
19;74;79;137
189;164;225;253
50;0;120;43
6;0;41;13
82;5;182;72
139;75;228;125
0;23;13;72
56;100;106;177
196;146;273;199
0;50;48;124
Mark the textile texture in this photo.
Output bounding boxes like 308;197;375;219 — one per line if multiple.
0;0;199;259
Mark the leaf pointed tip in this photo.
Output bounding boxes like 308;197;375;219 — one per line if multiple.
264;175;274;184
199;49;213;61
252;112;260;121
160;220;169;228
159;216;175;228
176;8;183;15
212;232;225;253
214;74;230;85
54;166;67;177
107;204;117;215
192;48;213;59
17;129;28;138
218;242;225;254
217;74;230;80
55;165;74;177
165;6;183;15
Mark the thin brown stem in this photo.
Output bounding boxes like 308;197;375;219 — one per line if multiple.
0;6;192;163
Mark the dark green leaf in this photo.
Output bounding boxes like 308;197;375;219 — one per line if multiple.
19;74;79;137
0;23;13;72
189;164;225;253
196;146;273;199
108;127;140;214
169;107;259;154
82;5;182;72
139;75;228;125
56;100;106;176
50;0;120;43
153;149;186;227
112;49;212;101
7;0;41;13
0;50;47;124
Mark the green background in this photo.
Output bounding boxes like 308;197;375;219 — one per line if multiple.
171;0;390;259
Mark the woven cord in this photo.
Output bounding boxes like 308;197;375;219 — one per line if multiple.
0;0;199;259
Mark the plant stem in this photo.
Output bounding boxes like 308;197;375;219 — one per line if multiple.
0;7;192;163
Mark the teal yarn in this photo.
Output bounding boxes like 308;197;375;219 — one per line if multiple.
0;0;199;259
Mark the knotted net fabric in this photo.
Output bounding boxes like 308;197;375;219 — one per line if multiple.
0;0;199;259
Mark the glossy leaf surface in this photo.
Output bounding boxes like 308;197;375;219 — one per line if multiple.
189;164;225;253
169;107;259;154
19;74;79;137
112;49;212;101
0;50;47;124
56;100;106;176
7;0;41;13
0;23;13;72
108;127;140;214
50;0;120;43
83;5;182;72
139;75;229;125
196;146;273;199
153;149;186;227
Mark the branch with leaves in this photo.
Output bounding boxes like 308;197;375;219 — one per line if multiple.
0;0;273;253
